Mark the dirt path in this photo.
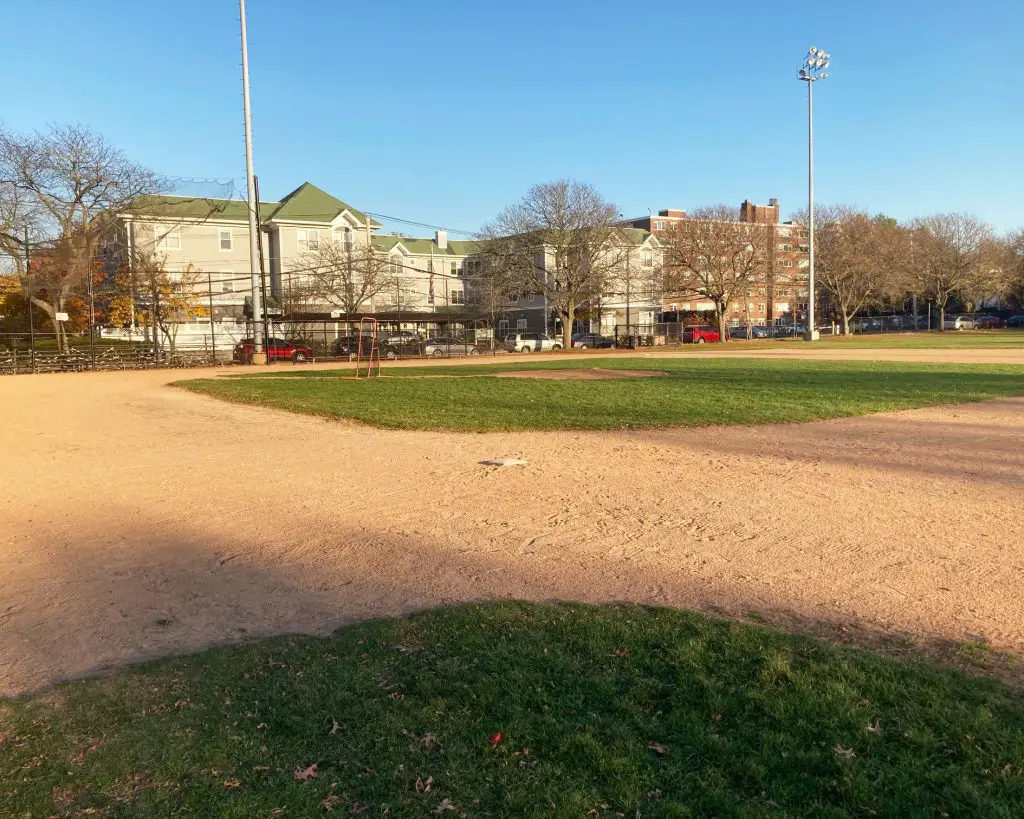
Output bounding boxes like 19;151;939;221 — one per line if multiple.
1;352;1023;696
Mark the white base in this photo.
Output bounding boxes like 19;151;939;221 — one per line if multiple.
803;330;821;342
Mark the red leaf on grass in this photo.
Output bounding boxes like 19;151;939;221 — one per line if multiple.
490;732;503;746
294;763;319;781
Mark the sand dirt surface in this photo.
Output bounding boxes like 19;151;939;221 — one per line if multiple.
1;349;1023;696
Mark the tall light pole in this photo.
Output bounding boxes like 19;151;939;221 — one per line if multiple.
798;46;830;342
239;0;265;363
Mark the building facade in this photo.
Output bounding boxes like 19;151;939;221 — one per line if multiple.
625;199;808;327
105;182;663;347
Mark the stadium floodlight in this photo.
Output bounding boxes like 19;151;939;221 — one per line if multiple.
796;46;832;341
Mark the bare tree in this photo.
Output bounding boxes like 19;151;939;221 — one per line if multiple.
480;179;629;348
0;124;162;351
662;204;769;342
292;239;394;326
911;213;996;330
1005;228;1024;312
809;206;911;335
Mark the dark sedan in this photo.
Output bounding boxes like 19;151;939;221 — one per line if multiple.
571;333;615;349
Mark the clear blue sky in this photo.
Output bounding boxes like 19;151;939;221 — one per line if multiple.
5;0;1023;234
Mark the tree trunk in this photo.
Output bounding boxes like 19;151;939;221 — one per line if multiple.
716;303;727;343
841;312;851;336
937;303;946;332
561;311;573;350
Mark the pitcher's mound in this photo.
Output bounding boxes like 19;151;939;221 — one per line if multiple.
496;368;667;381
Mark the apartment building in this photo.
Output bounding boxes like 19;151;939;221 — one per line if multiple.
105;181;662;344
625;199;808;327
104;182;492;345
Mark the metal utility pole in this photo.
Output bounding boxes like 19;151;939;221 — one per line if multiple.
239;0;264;363
798;46;830;342
24;228;36;368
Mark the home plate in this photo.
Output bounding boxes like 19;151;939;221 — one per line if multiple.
480;458;528;467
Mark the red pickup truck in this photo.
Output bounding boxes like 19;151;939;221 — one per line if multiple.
233;337;313;363
682;325;721;344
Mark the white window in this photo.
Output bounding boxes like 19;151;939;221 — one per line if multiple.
450;261;457;276
731;302;739;311
390;256;402;277
219;230;232;251
747;302;755;311
297;229;319;251
654;220;665;230
343;228;354;250
682;302;692;311
641;250;654;268
219;271;234;293
781;260;794;268
758;303;766;312
156;228;180;250
776;302;790;313
451;289;464;305
517;318;527;331
498;320;509;335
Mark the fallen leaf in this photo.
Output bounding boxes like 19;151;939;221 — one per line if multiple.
421;733;439;749
254;765;270;771
866;722;882;735
330;719;342;736
648;741;669;756
257;722;269;730
350;803;369;815
321;794;345;810
490;732;503;746
433;798;459;814
294;763;319;781
834;745;856;759
414;776;434;793
222;779;241;788
713;713;723;721
613;649;631;657
647;789;663;800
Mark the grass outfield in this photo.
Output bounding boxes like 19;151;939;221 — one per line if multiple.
178;358;1024;432
2;603;1022;816
772;330;1024;349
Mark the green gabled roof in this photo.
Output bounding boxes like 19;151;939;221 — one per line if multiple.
371;235;482;257
622;227;653;243
447;239;483;255
127;195;281;222
270;182;380;227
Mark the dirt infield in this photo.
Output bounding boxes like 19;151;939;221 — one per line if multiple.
1;349;1023;696
495;367;667;380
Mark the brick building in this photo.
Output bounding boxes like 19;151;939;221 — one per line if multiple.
625;200;808;327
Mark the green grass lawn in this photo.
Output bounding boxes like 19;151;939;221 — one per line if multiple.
790;330;1024;349
178;358;1024;432
2;603;1023;817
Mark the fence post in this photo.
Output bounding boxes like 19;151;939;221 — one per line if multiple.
207;271;217;365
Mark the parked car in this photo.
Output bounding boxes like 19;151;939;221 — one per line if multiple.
943;314;976;331
380;330;422;346
332;335;375;360
682;325;720;344
571;333;615;349
1007;315;1024;328
728;324;772;339
973;315;1003;329
421;337;483;357
234;337;313;364
503;332;563;353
